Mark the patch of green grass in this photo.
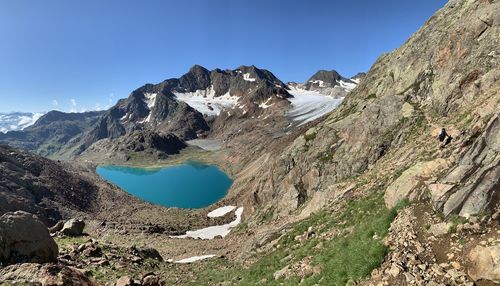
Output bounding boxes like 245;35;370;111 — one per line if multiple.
366;94;377;100
54;236;89;251
189;192;409;286
233;222;249;234
304;132;317;142
459;238;466;246
259;207;275;224
448;214;468;233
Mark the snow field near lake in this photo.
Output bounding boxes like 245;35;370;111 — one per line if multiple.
207;205;237;218
171;207;244;240
171;254;217;264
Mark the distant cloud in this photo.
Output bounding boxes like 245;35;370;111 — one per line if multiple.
105;93;115;109
95;103;102;111
69;99;78;113
52;100;59;106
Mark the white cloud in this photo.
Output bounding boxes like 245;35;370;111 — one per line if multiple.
52;100;59;106
69;99;78;113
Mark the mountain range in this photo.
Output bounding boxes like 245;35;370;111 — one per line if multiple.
0;67;361;159
0;112;44;133
0;0;498;285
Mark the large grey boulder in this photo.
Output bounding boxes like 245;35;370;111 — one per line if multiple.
467;245;500;283
0;211;58;265
61;218;85;236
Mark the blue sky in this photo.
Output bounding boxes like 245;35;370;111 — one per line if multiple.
0;0;447;113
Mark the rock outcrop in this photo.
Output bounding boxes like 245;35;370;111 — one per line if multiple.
61;218;85;236
0;211;58;265
230;0;499;221
467;244;500;283
0;263;98;286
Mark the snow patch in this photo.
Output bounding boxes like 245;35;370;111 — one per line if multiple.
309;79;326;87
173;87;239;116
144;93;157;109
207;206;236;218
137;93;157;123
287;86;343;126
338;80;357;91
243;73;256;82
171;207;244;240
172;255;216;264
258;98;273;109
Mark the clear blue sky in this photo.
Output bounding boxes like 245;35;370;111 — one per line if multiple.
0;0;447;113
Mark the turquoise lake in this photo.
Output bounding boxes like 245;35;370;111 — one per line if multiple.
96;161;233;209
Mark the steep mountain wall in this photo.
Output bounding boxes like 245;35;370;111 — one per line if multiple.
228;0;499;221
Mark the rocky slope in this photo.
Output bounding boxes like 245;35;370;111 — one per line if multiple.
0;144;100;225
228;0;499;221
0;144;220;235
212;0;499;282
0;0;498;285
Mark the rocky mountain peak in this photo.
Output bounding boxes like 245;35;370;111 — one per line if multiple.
287;69;359;98
305;69;353;89
178;64;211;92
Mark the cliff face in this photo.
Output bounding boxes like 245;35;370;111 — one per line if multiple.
229;0;499;220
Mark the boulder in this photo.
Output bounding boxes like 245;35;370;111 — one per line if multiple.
0;211;58;265
0;263;98;286
273;265;289;280
116;275;134;286
48;220;65;233
467;244;500;283
428;183;455;209
129;246;163;262
61;218;85;236
141;272;161;286
384;159;451;208
428;222;451;236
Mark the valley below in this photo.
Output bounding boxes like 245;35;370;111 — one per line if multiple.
1;0;499;285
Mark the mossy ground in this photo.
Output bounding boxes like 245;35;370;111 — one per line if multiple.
170;192;409;286
47;192;408;286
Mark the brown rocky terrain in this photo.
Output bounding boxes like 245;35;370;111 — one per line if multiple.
0;0;499;285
